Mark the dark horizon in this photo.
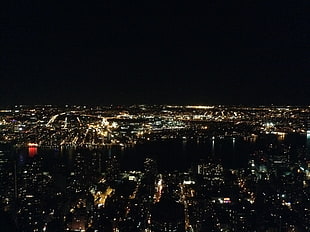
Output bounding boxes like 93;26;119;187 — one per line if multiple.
2;2;309;106
1;103;309;109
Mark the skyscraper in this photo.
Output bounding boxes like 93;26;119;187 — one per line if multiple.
0;150;15;209
306;116;310;158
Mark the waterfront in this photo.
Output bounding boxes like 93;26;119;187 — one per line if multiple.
9;132;309;173
1;104;310;231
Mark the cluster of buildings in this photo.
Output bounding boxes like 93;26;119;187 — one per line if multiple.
0;104;309;231
0;104;309;147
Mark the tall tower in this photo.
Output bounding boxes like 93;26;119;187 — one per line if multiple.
307;116;310;158
0;150;15;208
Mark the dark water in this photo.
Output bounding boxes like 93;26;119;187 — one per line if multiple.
120;133;309;171
120;137;247;171
2;133;309;173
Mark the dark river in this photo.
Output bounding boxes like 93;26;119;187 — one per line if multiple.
3;133;309;173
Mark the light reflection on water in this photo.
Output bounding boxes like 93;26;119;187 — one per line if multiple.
28;147;37;158
10;133;309;172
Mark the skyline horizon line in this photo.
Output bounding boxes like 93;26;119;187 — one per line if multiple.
1;103;310;108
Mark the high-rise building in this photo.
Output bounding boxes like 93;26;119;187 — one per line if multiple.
307;117;310;155
0;150;15;210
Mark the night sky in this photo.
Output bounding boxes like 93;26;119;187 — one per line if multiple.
1;1;310;106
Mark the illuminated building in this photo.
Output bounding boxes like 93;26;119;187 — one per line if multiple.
105;155;120;182
307;118;310;156
0;150;15;209
144;157;157;184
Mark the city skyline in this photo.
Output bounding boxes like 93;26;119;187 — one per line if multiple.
2;2;310;106
0;104;310;231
